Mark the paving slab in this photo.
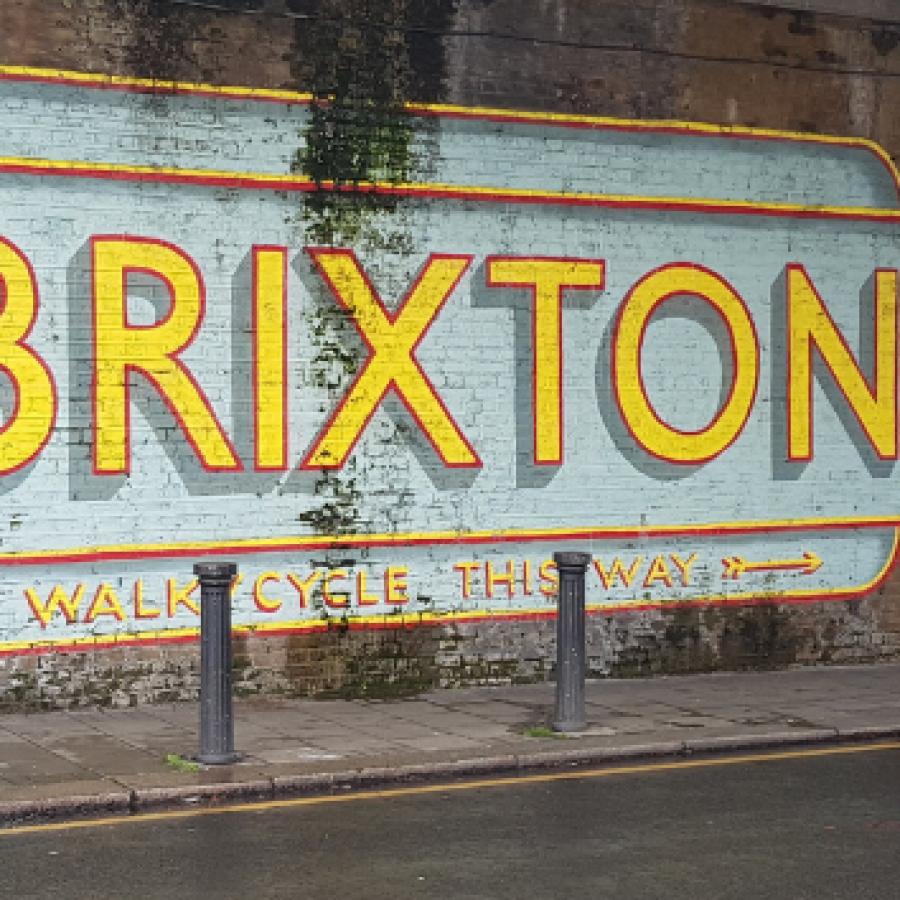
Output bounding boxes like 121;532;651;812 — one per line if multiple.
3;663;900;824
0;714;100;739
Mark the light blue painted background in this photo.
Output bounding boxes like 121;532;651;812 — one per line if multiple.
0;76;896;646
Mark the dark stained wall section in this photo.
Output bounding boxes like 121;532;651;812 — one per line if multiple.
6;2;896;160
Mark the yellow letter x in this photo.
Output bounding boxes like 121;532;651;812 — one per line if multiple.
302;249;480;469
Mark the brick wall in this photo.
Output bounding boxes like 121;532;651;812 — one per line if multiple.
0;0;899;708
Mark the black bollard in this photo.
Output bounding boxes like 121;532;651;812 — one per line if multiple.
552;551;591;732
195;561;240;764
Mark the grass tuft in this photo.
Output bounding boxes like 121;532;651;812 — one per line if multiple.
523;726;568;739
165;753;201;773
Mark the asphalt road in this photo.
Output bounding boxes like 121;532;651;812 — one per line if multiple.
3;743;900;900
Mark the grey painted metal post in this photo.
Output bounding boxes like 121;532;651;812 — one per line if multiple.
195;561;239;764
553;551;591;732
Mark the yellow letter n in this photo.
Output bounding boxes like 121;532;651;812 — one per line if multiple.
787;265;897;461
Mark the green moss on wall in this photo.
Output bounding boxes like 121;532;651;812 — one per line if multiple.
291;0;456;244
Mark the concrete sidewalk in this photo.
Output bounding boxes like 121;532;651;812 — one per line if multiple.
2;663;900;824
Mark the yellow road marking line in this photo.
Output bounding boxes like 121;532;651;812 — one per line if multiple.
3;740;899;837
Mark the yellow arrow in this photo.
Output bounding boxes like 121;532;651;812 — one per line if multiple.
721;551;823;580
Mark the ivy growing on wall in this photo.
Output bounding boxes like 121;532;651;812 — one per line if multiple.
291;0;457;244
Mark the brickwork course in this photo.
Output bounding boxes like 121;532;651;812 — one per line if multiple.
0;0;899;707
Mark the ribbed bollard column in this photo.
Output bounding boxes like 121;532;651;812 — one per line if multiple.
195;561;239;764
552;551;591;733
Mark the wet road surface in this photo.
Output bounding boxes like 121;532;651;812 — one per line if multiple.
3;742;900;899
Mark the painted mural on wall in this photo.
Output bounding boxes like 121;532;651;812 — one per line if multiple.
0;65;898;656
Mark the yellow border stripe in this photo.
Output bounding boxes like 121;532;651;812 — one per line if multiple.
0;64;314;104
0;516;896;564
3;155;900;221
0;61;898;199
3;741;899;836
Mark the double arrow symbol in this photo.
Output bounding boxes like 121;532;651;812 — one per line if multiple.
721;551;823;581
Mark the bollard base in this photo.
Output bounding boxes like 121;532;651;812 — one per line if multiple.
195;752;242;766
552;719;587;733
